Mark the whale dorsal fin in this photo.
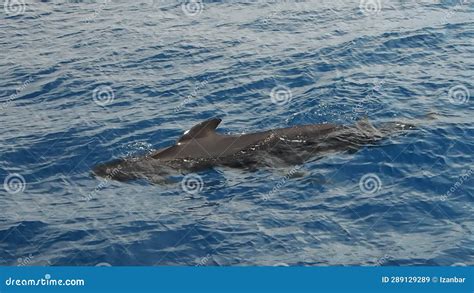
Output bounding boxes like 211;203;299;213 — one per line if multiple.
178;118;222;143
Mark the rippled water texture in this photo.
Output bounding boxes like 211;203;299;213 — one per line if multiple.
1;0;473;266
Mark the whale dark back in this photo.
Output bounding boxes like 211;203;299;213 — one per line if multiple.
92;118;414;183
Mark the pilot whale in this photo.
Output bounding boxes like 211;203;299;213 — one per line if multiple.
92;118;414;183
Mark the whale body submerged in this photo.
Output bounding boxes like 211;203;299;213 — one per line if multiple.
92;118;414;183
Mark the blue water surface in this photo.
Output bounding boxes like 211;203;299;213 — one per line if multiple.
0;0;473;266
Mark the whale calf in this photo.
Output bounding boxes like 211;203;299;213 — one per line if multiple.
92;118;414;183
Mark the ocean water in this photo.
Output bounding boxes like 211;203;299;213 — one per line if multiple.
0;0;473;266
